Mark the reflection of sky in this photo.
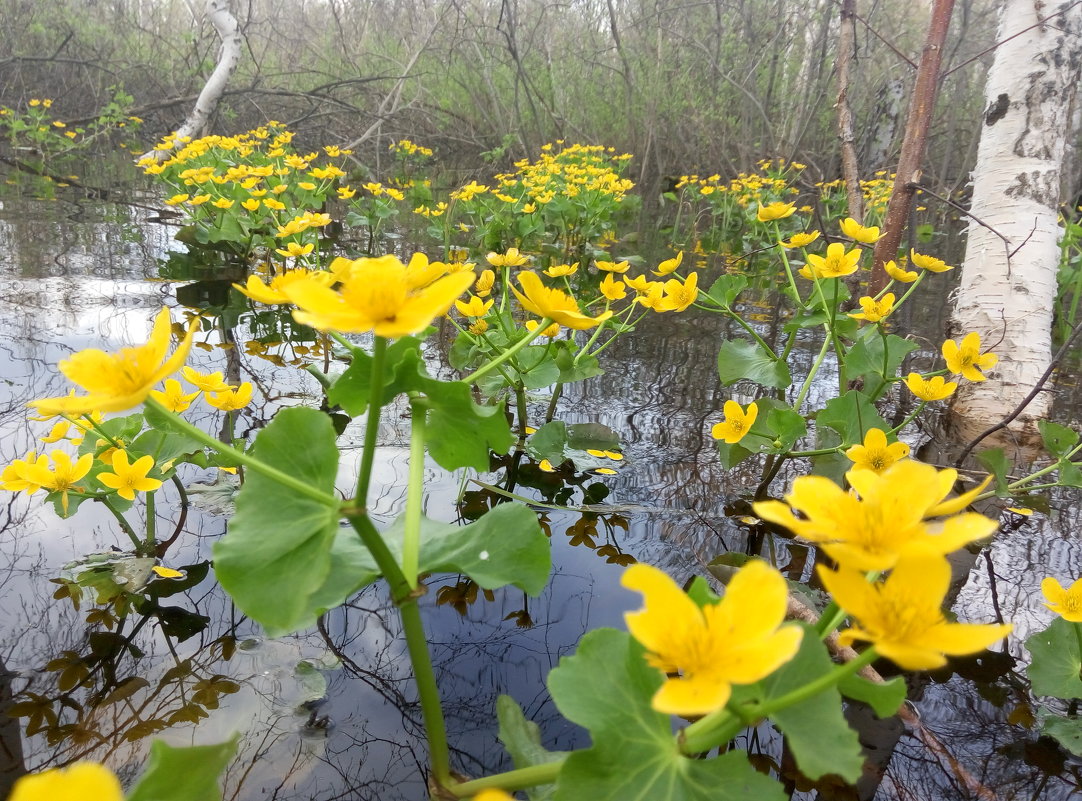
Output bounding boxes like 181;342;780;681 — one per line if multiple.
1;195;1080;798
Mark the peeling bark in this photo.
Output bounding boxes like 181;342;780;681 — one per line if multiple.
949;0;1082;448
141;0;242;161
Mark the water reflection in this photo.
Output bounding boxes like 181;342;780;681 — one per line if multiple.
0;193;1079;799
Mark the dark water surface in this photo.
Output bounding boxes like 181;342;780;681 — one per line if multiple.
0;194;1080;800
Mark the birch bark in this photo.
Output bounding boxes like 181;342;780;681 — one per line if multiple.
949;0;1082;445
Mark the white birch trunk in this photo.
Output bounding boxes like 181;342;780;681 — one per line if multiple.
142;0;242;161
949;0;1082;447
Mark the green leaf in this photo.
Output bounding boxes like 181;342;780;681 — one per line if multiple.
517;345;562;389
1026;618;1082;699
80;413;145;454
497;695;567;801
765;406;807;452
549;629;786;801
212;407;340;637
128;429;204;466
818;390;888;447
327;336;425;416
1059;460;1082;489
1039;420;1079;458
423;380;514;470
127;736;238;801
844;331;918;389
1041;713;1082;756
566;423;620;452
309;502;551;610
553;343;604;384
731;623;864;781
715;439;754;469
717;338;791;389
707;274;749;307
975;448;1011;495
837;673;906;718
527;421;568;464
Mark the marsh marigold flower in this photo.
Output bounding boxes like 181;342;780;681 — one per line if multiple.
653;251;684;276
780;230;820;249
206;383;253;411
711;400;758;444
544;262;578;278
182;367;232;392
512;272;612;330
1042;577;1082;621
801;242;862;279
1;452;49;494
754;460;995;572
845;428;909;474
884;259;919;283
839;217;882;244
599;273;627;301
848;293;895;323
235;268;335;305
905;373;957;402
455;295;493;318
756;201;796;222
97;451;163;501
10;761;123;801
622;561;803;716
910;250;953;273
474;269;496;297
282;253;474;337
658;272;698;312
486;248;530;268
596;259;630;274
943;332;998;382
32;309;193;416
818;553;1011;670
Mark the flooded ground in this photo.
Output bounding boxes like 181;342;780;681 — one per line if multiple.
1;193;1080;800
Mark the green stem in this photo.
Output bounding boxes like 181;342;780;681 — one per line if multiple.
573;318;609;365
449;760;567;797
355;336;388;505
773;225;805;309
144;398;339;508
400;600;452;786
890;401;928;435
402;396;427;588
145;490;156;547
463;319;551;384
1074;623;1082;679
793;334;832;412
102;497;143;551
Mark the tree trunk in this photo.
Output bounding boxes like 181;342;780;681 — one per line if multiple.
948;0;1082;446
142;0;242;161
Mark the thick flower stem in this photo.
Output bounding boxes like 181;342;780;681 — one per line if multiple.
145;490;156;547
400;599;453;788
355;336;388;506
773;226;806;309
101;497;143;551
448;760;567;797
402;396;427;588
793;335;832;412
463;319;551;384
144;398;339;508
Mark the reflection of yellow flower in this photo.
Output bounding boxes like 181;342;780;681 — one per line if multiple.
943;332;997;382
711;400;757;444
845;428;909;473
839;217;881;244
754;460;995;572
801;242;862;279
904;373;957;401
98;451;163;501
32;309;193;416
756;201;796;222
1041;577;1082;622
622;561;802;716
512;272;612;330
283;253;475;337
883;260;918;283
848;293;895;323
819;553;1011;670
11;761;123;801
910;249;953;272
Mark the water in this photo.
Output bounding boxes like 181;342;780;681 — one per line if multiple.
0;192;1079;800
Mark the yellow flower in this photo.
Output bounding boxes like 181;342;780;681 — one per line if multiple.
206;382;253;411
456;295;494;318
165;193;189;205
475;269;496;297
756;201;796;222
40;421;74;443
544;262;579;278
274;242;315;259
622;561;803;716
753;460;996;572
97;451;163;501
657;272;698;312
883;260;919;283
801;242;862;279
711;400;757;444
512;272;613;330
32;309;193;416
904;373;957;401
487;248;530;268
468;319;489;335
848;293;895;323
182;366;232;392
212;198;234;209
839;217;882;244
337;186;356;199
595;259;630;274
942;332;998;382
780;230;820;249
189;193;211;205
283;253;475;337
472;791;515;801
819;553;1011;670
1041;577;1082;622
599;273;627;301
525;320;561;337
150;378;200;412
625;274;655;294
235;268;335;305
10;761;123;801
653;251;684;276
910;249;953;272
1;452;49;494
845;428;909;473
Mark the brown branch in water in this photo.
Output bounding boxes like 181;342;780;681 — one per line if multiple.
871;0;956;293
